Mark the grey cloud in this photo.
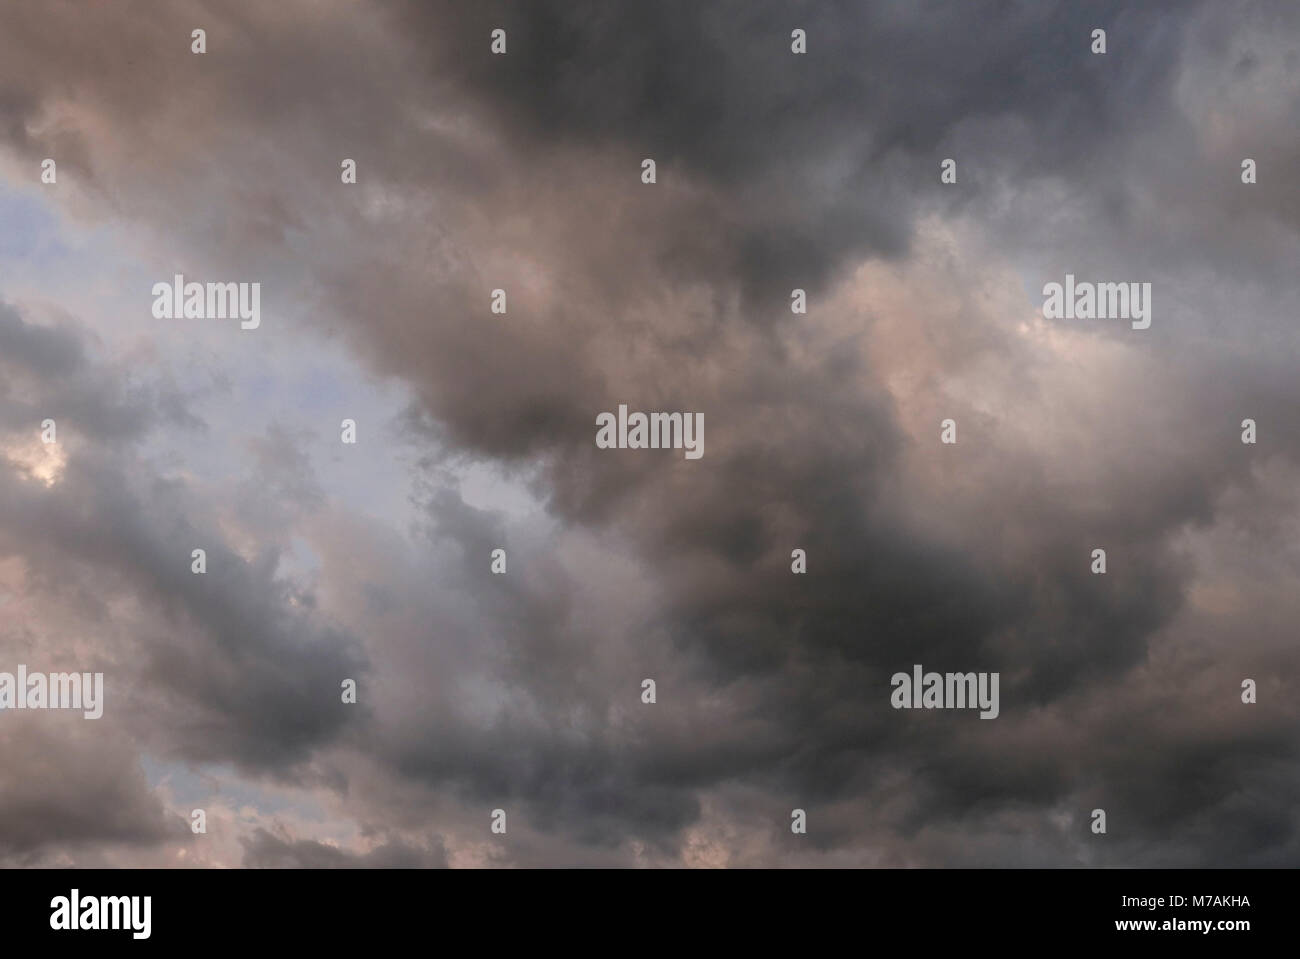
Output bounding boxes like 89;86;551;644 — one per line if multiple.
240;828;448;868
0;0;1297;866
0;303;368;785
0;718;187;863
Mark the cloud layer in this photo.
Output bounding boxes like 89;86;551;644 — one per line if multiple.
0;0;1297;866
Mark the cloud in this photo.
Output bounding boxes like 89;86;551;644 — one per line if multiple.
240;828;448;868
0;303;368;789
0;716;186;864
0;0;1296;866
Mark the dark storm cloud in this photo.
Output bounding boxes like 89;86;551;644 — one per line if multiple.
391;0;1208;301
0;301;83;376
362;485;707;850
0;717;187;863
0;302;368;783
0;0;1297;865
240;828;448;868
0;300;193;438
0;453;369;771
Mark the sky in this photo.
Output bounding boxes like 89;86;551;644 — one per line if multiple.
0;0;1298;867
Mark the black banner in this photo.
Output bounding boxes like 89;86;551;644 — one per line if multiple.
0;868;1279;947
